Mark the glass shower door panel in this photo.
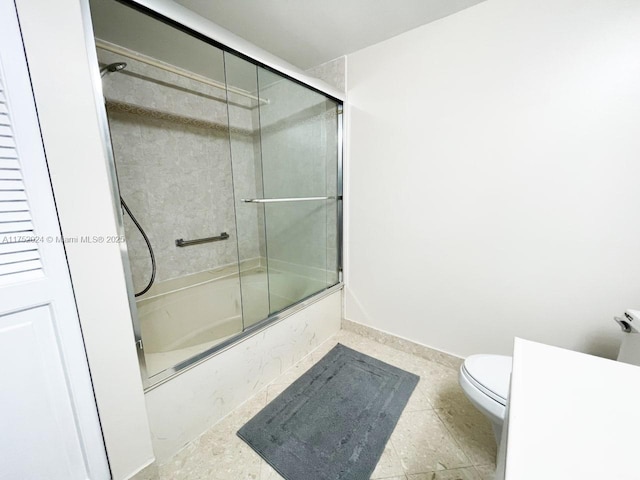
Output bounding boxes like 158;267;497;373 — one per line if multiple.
224;52;270;328
257;68;340;313
92;0;244;380
263;201;328;312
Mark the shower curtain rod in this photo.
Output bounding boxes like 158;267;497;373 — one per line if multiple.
95;39;268;105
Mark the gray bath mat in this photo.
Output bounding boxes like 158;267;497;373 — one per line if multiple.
237;343;419;480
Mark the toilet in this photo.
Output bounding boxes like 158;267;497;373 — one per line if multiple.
458;354;512;443
459;309;640;445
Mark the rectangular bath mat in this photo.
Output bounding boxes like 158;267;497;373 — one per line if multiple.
237;343;419;480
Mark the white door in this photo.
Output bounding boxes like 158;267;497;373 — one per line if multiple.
0;1;110;479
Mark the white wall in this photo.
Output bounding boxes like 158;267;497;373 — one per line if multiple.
345;0;640;359
14;1;155;478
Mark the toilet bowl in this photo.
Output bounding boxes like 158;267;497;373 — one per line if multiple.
461;313;640;446
458;354;512;443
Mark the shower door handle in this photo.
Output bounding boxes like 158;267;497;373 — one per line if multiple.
241;196;339;203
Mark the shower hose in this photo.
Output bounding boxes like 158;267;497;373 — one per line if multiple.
120;197;156;297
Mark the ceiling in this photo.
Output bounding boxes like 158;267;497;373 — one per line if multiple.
173;0;486;70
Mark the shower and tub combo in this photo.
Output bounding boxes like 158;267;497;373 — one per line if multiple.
90;0;343;388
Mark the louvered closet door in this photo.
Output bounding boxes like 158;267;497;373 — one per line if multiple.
0;2;110;479
0;102;42;282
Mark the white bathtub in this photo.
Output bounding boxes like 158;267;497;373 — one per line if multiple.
136;265;328;377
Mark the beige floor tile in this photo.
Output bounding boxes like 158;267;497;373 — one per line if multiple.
159;430;261;480
230;390;269;424
404;387;433;412
391;409;471;474
158;391;268;480
265;383;288;403
259;460;284;480
370;442;405;479
414;366;463;409
473;464;496;480
433;393;487;424
131;463;159;480
435;409;496;467
383;354;432;378
408;466;481;479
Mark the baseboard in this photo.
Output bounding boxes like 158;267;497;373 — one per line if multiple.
341;318;463;369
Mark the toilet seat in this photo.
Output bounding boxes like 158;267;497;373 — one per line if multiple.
458;354;512;426
462;354;511;405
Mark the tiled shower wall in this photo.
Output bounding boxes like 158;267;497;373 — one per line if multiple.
99;48;263;292
306;56;346;93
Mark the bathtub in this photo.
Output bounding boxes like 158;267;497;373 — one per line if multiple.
136;265;328;377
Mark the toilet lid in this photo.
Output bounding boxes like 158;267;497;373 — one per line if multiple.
463;354;512;403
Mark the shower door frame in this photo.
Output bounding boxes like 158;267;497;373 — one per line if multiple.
83;0;344;390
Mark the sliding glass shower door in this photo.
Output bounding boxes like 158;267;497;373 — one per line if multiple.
225;53;341;327
257;68;340;313
91;0;342;387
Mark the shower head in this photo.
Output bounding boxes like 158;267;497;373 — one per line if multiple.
100;62;127;78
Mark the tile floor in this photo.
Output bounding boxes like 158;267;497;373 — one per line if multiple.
157;330;497;480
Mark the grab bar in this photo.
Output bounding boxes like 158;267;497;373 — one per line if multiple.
175;232;229;247
241;196;339;203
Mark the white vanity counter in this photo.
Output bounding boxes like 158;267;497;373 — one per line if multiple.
501;338;640;480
